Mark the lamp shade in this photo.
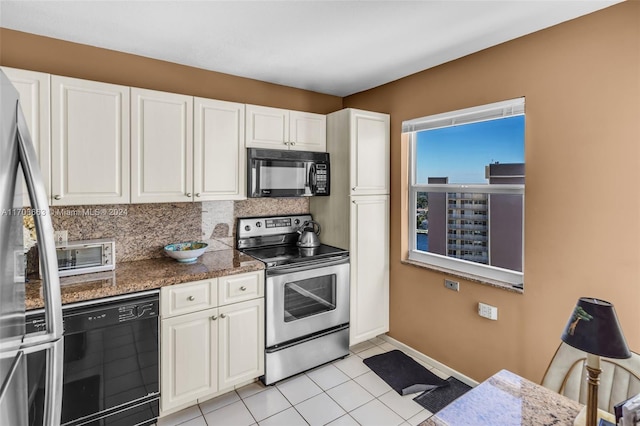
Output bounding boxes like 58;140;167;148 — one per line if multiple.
561;297;631;359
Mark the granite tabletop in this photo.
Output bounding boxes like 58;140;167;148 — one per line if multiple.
418;369;583;426
26;249;264;310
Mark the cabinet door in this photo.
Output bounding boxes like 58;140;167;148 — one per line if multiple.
161;308;218;413
350;111;389;195
289;111;326;152
194;98;245;200
218;299;264;389
51;76;130;205
2;67;51;207
349;195;389;345
131;88;193;203
245;104;289;149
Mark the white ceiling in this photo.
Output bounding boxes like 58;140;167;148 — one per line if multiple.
0;0;623;97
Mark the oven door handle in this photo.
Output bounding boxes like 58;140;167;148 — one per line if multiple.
266;256;349;275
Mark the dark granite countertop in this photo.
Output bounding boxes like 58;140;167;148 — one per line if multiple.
26;249;264;310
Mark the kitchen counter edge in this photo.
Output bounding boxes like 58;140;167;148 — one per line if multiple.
26;249;264;310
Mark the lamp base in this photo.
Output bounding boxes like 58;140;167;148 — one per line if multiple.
572;406;616;426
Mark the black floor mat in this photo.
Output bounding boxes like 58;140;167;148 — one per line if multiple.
413;376;472;413
362;350;449;395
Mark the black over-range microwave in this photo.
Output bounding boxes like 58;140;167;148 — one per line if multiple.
247;148;330;198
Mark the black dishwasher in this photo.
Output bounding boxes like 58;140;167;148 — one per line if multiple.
26;291;160;426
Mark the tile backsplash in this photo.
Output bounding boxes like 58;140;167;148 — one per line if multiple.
27;198;309;272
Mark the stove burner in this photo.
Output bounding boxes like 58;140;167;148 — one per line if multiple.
242;244;348;268
236;215;349;268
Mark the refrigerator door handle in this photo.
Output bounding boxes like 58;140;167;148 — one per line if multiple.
43;339;63;426
0;351;24;406
23;339;64;426
15;102;64;346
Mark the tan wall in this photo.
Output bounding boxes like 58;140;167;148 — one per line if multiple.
345;1;640;383
0;28;342;113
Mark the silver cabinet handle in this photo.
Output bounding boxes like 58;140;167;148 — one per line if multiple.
195;193;201;197
188;296;195;301
211;315;218;321
54;195;62;200
186;192;192;197
240;286;247;291
220;313;227;318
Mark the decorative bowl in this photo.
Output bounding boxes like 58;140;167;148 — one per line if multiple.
163;241;208;263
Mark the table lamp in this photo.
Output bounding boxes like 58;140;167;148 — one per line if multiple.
561;297;631;426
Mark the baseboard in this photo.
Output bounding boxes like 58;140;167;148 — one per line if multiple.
379;335;479;388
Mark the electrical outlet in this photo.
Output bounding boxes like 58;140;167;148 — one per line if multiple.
478;302;498;320
54;230;68;244
444;279;459;291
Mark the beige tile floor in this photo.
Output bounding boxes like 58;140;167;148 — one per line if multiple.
157;337;455;426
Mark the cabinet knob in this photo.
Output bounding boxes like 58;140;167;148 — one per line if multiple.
220;313;227;319
186;192;192;197
352;187;356;191
54;195;62;200
188;296;195;301
195;193;201;197
290;142;296;146
240;286;247;291
211;315;218;321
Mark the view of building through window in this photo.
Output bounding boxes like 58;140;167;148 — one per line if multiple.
414;115;525;272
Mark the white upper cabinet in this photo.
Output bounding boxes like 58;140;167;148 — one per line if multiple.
51;76;130;205
288;110;327;152
194;98;246;200
131;88;193;203
2;67;51;206
246;104;326;151
350;110;390;195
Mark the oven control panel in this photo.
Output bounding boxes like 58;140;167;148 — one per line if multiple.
237;214;313;239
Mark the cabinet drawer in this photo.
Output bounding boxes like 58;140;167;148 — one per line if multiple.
161;279;217;317
218;271;264;306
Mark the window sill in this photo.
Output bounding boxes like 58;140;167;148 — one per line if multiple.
401;259;524;294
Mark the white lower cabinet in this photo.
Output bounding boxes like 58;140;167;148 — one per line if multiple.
160;271;264;414
161;307;218;411
218;299;264;390
349;195;390;344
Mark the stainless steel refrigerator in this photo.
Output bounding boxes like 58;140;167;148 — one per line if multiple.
0;70;63;425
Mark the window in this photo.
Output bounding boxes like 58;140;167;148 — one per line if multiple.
405;98;525;287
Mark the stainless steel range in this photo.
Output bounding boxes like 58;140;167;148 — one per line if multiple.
237;214;350;385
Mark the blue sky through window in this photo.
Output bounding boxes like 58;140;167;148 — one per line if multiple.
415;115;525;184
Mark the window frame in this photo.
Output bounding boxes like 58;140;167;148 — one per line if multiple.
406;98;525;288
